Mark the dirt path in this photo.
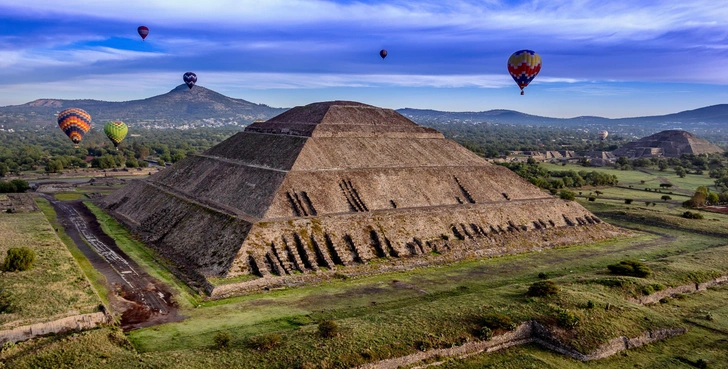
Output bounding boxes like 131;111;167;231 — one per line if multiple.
41;194;182;330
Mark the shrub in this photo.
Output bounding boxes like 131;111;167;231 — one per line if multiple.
607;260;651;278
318;320;339;338
588;197;596;202
248;333;282;351
538;272;548;280
3;247;36;272
527;280;558;297
586;300;595;309
682;211;704;220
556;309;580;328
478;326;493;340
696;358;708;369
624;199;633;204
661;195;672;201
213;331;232;349
559;190;575;201
481;313;517;331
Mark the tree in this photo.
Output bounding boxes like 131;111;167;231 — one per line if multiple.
661;195;672;201
675;167;687;178
616;156;630;166
657;159;669;171
45;159;63;173
0;162;8;177
707;192;720;205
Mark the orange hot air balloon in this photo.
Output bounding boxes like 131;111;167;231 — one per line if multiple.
57;108;91;148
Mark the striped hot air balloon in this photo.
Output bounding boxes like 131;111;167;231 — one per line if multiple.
104;121;128;149
183;72;197;89
138;26;149;40
507;50;542;95
57;108;91;147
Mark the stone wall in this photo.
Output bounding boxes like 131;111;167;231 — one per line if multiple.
0;312;109;345
354;321;686;369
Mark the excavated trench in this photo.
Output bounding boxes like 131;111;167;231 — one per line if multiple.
42;195;182;330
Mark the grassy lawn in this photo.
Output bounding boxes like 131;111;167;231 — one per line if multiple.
53;192;86;201
4;190;728;368
0;203;102;329
444;284;728;369
83;202;199;308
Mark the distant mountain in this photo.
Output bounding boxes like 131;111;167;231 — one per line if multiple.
0;85;287;128
397;104;728;127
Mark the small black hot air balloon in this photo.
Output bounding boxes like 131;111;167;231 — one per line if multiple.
183;72;197;89
137;26;149;40
379;49;388;60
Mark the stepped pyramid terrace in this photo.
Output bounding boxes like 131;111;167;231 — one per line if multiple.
612;129;723;158
102;101;619;296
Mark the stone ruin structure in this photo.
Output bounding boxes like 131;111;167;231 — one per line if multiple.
612;130;723;158
103;101;617;295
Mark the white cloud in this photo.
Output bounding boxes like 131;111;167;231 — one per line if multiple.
3;0;727;43
0;47;166;70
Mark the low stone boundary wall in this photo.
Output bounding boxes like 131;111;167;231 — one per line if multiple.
0;312;109;345
629;275;728;305
354;321;686;369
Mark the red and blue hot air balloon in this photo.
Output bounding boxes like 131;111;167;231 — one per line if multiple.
183;72;197;89
379;49;387;60
57;108;91;147
137;26;149;40
507;50;542;95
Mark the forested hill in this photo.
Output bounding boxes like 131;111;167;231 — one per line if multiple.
397;104;728;138
0;85;287;129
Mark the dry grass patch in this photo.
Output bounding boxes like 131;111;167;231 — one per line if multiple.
0;209;101;328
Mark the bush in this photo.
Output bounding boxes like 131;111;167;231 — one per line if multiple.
538;272;548;280
527;280;558;297
588;197;596;202
661;195;672;201
624;198;633;204
3;247;36;272
318;320;339;338
559;190;575;201
682;211;704;220
556;309;580;328
213;331;231;349
478;326;493;340
586;300;595;309
607;260;651;278
248;333;282;351
481;313;517;331
696;358;708;369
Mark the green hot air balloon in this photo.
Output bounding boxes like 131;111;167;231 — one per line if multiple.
104;121;128;149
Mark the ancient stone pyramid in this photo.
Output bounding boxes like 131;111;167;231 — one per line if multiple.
612;130;723;158
104;101;614;295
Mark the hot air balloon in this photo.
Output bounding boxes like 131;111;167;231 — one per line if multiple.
598;130;609;141
57;108;91;148
183;72;197;89
137;26;149;40
104;121;129;150
507;50;542;95
379;49;387;59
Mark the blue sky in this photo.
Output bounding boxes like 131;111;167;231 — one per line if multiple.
1;0;727;117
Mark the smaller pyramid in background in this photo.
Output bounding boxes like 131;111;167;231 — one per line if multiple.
613;130;724;158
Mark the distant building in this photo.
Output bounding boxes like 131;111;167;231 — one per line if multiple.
612;130;723;158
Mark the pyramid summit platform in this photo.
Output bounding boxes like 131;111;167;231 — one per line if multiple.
103;101;618;296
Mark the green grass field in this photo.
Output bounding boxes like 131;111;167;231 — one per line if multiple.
0;204;102;329
52;192;86;201
3;165;728;368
